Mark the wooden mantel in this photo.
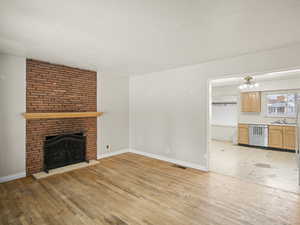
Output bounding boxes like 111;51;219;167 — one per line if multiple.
23;112;103;120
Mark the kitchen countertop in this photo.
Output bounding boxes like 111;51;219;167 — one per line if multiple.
239;122;297;127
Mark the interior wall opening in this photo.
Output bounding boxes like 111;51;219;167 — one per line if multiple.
208;70;300;193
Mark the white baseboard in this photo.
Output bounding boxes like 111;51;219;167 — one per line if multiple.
97;148;208;172
129;149;208;172
0;171;26;183
97;148;130;159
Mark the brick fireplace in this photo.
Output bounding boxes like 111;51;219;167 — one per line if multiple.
26;59;97;175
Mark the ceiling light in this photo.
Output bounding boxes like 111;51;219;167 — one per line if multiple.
238;76;259;90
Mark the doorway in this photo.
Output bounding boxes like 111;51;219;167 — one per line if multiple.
208;72;300;193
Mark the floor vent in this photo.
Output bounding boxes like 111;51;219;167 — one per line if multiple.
104;215;128;225
172;164;187;169
254;163;271;168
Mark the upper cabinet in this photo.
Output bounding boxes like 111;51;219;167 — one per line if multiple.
241;91;261;112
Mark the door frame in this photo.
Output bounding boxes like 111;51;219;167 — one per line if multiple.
205;67;300;172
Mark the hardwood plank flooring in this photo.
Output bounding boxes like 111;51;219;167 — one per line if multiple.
1;153;300;225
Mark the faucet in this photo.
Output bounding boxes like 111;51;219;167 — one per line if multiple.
273;118;287;124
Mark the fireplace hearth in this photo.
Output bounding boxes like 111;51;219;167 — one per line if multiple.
44;132;86;172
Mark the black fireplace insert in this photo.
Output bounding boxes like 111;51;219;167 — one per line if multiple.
44;132;86;172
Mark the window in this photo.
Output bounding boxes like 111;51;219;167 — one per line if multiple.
266;93;297;117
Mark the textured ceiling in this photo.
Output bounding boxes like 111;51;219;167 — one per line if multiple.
1;0;300;76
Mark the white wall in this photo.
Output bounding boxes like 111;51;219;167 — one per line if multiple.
130;44;300;170
211;85;238;126
211;85;238;142
130;71;208;167
0;54;26;181
211;125;236;142
211;104;237;126
212;85;239;98
98;75;129;158
2;44;300;179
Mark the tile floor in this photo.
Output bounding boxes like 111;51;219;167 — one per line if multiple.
210;140;300;193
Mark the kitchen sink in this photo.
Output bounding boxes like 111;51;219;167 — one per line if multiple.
270;121;296;125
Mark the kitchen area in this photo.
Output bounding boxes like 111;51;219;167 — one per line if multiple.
210;74;300;193
238;91;296;152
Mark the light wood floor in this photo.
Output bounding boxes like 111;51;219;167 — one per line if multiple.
1;153;300;225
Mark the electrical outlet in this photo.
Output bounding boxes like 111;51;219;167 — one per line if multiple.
106;145;111;151
165;147;171;154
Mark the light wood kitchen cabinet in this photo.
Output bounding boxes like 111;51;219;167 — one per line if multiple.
238;124;249;145
268;125;296;150
283;126;296;150
241;93;251;112
238;123;296;150
241;92;261;113
268;125;283;148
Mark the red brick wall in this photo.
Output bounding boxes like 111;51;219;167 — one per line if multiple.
26;59;97;175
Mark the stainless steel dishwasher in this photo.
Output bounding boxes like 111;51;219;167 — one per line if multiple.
249;124;268;147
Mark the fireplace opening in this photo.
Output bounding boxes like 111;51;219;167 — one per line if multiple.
44;132;86;172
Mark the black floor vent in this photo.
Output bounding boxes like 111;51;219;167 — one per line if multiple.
254;163;271;168
172;164;187;169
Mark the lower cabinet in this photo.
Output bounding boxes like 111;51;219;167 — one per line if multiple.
238;124;296;151
238;124;249;145
268;126;284;148
268;125;296;150
283;126;296;150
